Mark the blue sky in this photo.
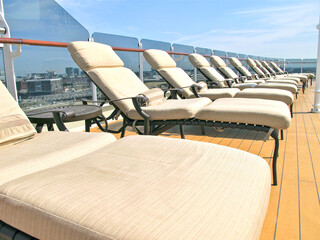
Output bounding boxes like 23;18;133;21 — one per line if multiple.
57;0;318;58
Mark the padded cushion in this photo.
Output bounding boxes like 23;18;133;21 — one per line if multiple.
127;97;212;120
196;98;291;130
143;49;176;70
0;131;117;186
246;58;257;67
235;88;294;105
198;88;240;100
270;62;283;73
237;66;252;77
68;42;124;72
158;68;196;98
266;79;298;86
229;57;243;67
0;135;271;240
188;53;210;68
233;83;257;90
199;67;225;84
210;55;227;68
253;66;266;77
255;60;263;68
255;83;297;94
139;88;165;106
0;82;36;147
87;67;149;115
219;67;238;79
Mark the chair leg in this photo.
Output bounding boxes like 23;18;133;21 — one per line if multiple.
144;119;150;135
179;125;185;139
270;130;279;186
200;126;206;135
280;130;284;140
290;104;293;118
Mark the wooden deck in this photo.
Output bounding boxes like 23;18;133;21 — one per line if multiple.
92;85;320;240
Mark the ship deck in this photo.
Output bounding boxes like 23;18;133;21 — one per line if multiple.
92;85;320;240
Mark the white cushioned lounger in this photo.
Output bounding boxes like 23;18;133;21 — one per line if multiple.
210;56;298;94
0;80;271;240
188;53;294;106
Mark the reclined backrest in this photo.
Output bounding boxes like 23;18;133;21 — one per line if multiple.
210;56;238;79
143;49;200;98
255;60;271;75
270;62;284;73
0;82;36;147
188;53;225;87
229;57;253;77
261;61;276;74
246;58;266;77
68;41;150;117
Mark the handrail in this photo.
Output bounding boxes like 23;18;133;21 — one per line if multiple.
0;37;316;63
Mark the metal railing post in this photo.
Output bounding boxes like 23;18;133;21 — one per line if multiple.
0;0;18;100
139;42;144;82
312;17;320;113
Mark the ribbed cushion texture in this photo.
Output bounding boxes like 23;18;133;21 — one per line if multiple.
198;67;226;84
196;98;291;129
235;88;293;105
210;55;227;67
0;135;271;240
270;62;283;73
188;53;210;68
143;49;176;70
139;88;165;106
262;61;276;74
253;66;266;77
0;82;36;147
0;131;116;186
246;58;257;67
254;60;263;68
68;42;124;71
237;66;253;77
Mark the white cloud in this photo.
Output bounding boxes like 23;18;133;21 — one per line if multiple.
172;2;319;58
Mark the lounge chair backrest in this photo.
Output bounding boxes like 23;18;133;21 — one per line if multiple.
246;58;266;77
270;62;284;73
255;60;271;75
189;54;225;87
0;81;36;147
68;41;149;116
144;49;199;98
261;61;276;74
210;55;227;68
229;57;252;77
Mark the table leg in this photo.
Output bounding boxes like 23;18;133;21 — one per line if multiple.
85;119;91;132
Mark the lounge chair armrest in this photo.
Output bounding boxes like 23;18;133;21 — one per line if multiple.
225;79;235;88
163;88;183;99
206;81;220;88
283;71;288;74
132;96;150;119
239;76;247;82
190;84;201;98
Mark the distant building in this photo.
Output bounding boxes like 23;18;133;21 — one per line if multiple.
73;68;80;76
17;78;63;97
66;67;73;76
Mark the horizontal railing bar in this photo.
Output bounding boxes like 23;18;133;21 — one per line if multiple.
0;37;316;63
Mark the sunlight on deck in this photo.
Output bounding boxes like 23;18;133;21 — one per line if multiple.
91;85;320;240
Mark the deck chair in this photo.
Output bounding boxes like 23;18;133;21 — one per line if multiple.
269;61;312;81
210;55;298;95
228;57;299;86
247;58;306;93
68;41;292;185
0;80;271;240
186;53;294;108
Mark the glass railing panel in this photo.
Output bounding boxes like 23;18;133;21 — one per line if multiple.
172;43;194;79
277;58;285;71
92;32;139;100
0;48;6;86
3;0;90;110
195;47;212;81
285;58;302;74
141;39;171;89
302;58;317;74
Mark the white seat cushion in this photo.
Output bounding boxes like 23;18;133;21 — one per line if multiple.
0;135;271;240
196;98;291;129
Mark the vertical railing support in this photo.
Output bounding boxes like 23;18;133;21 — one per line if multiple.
0;0;18;100
312;17;320;113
